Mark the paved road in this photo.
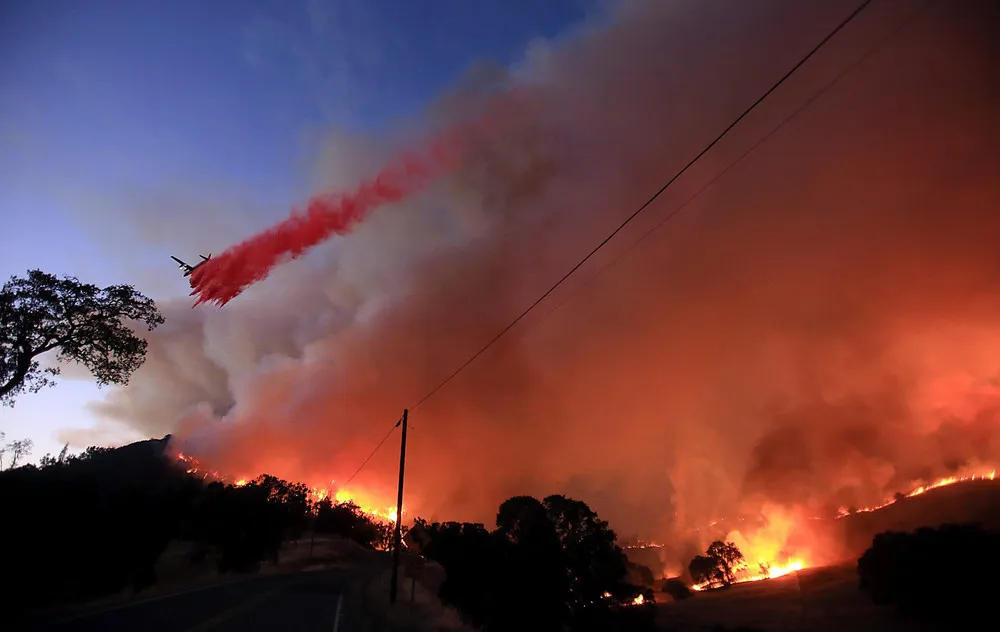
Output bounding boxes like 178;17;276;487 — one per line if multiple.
30;570;361;632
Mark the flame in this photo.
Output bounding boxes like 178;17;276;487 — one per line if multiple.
622;540;665;550
715;505;813;588
836;470;997;518
688;469;999;591
767;560;804;578
690;558;807;592
331;487;400;522
176;452;221;480
172;452;399;523
175;451;997;592
601;591;648;607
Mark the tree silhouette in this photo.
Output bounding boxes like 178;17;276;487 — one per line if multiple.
2;436;200;615
38;444;70;468
494;496;568;630
248;474;311;542
314;498;390;549
858;524;1000;623
541;494;634;612
662;577;693;600
1;436;397;622
689;540;745;588
418;520;501;630
628;561;656;587
707;540;745;585
2;437;33;469
0;270;164;406
758;561;771;579
2;443;647;630
418;494;650;632
184;474;313;572
689;555;718;586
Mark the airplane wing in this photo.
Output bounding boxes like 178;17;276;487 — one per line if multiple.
171;256;193;272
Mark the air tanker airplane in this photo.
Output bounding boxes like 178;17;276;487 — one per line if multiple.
171;254;211;277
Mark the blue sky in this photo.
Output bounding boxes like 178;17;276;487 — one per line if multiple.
0;0;594;460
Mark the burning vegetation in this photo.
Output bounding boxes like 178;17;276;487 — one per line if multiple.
688;541;805;592
80;2;1000;593
177;437;1000;594
175;451;401;523
7;432;1000;632
664;468;1000;592
42;3;997;624
836;470;997;518
2;0;999;630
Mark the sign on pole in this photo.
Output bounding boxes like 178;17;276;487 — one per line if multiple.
404;554;426;580
403;523;431;554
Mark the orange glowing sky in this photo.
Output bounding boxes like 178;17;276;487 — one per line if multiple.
69;0;1000;574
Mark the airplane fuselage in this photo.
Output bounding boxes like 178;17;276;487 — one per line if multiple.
172;254;212;277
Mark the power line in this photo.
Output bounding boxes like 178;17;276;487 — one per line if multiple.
340;414;403;488
408;0;876;412
336;0;901;485
516;0;932;338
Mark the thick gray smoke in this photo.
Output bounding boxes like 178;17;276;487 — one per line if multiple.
79;0;1000;558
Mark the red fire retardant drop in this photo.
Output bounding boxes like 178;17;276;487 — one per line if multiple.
188;115;496;307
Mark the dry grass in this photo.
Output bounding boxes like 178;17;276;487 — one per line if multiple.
357;559;474;632
653;482;1000;631
654;563;939;632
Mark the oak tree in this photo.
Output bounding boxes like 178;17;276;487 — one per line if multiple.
0;270;164;406
689;540;746;587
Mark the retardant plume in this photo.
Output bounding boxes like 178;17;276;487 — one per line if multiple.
188;106;510;306
81;0;1000;575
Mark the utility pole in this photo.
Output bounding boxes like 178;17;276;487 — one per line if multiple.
389;409;408;604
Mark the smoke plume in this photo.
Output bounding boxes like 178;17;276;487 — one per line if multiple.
188;102;509;306
86;0;1000;565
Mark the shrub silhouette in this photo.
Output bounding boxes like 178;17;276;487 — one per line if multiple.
858;523;1000;622
662;577;693;600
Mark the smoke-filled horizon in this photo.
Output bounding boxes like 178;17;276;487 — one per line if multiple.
79;0;1000;563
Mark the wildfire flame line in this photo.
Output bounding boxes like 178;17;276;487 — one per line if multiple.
176;450;997;591
835;470;997;518
174;453;401;523
690;560;805;592
686;469;998;592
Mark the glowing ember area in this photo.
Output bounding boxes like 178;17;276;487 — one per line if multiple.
173;453;399;522
690;559;808;592
836;470;997;518
766;560;804;578
622;540;665;550
176;452;221;480
688;470;1000;591
601;592;648;607
719;505;813;586
312;487;400;522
